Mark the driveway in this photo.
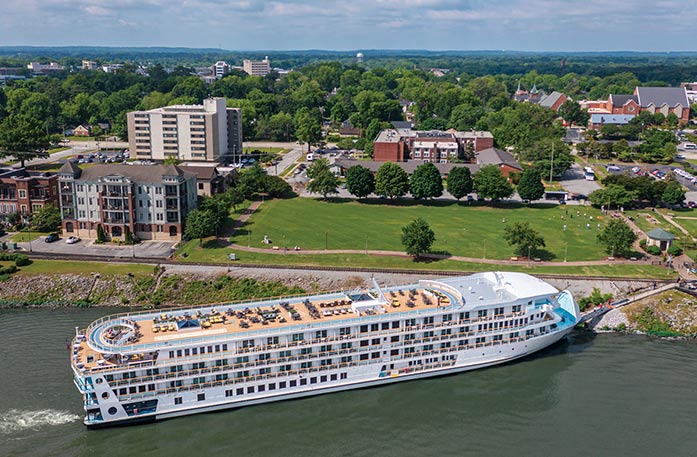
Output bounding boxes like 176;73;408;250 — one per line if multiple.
17;237;175;259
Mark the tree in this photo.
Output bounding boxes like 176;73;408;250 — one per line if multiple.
401;217;435;258
473;164;514;201
444;167;474;201
96;224;107;243
516;168;545;202
558;100;589;126
375;162;409;199
184;209;216;245
597;219;637;258
662;180;685;206
263;175;293;198
409;162;443;200
588;185;638;209
0;113;51;167
503;222;546;258
30;204;61;232
346;165;375;198
306;157;330;179
294;108;322;152
307;170;339;199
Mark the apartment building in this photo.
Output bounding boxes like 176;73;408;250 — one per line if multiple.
127;98;243;162
373;129;494;163
211;61;231;78
243;57;271;76
57;162;197;241
0;169;59;225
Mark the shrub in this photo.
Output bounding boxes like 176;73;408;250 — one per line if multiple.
646;245;662;256
639;239;647;249
667;245;683;256
14;255;30;267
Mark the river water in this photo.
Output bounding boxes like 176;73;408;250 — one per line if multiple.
1;307;696;457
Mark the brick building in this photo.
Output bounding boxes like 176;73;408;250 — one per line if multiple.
57;163;197;241
581;86;690;129
373;128;494;163
0;169;59;225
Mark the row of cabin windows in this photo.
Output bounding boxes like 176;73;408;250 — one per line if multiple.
115;384;155;396
169;344;228;358
174;373;350;405
165;308;532;360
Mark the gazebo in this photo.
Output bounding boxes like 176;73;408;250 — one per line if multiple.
646;228;675;251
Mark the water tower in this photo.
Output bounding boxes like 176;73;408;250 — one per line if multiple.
356;52;364;63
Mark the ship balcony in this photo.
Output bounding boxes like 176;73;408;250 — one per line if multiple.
73;375;94;393
84;393;99;408
85;410;103;424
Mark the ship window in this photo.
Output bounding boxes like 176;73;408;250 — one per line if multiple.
371;324;379;331
192;348;197;355
315;330;327;339
391;336;399;342
177;350;182;357
129;387;136;394
184;349;190;356
101;392;109;399
222;344;228;351
108;407;118;415
290;380;297;387
148;384;155;391
360;325;368;333
120;388;127;395
258;385;265;392
105;375;114;382
200;347;205;354
320;375;327;382
360;340;369;347
139;386;146;393
279;381;286;389
292;333;304;341
226;390;233;397
478;310;487;318
339;327;351;335
175;397;182;405
371;352;380;359
360;354;369;360
300;379;307;386
423;317;434;325
215;345;220;352
237;388;244;395
198;393;205;401
381;322;389;330
371;338;380;345
208;346;213;353
340;373;347;379
269;383;276;390
247;386;254;394
330;374;338;381
392;321;400;329
267;337;279;345
442;314;452;322
310;377;317;384
391;349;399;356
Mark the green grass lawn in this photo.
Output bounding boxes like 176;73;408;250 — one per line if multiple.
9;231;51;242
17;260;154;276
671;217;697;238
47;146;70;154
226;198;610;261
176;245;675;279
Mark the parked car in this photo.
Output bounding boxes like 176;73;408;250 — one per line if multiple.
45;234;59;243
606;164;621;171
689;201;697;209
66;236;80;244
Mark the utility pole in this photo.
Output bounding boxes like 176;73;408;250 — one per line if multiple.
549;142;554;185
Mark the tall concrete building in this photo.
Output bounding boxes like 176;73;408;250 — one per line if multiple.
243;57;271;76
211;61;230;78
57;162;197;241
127;98;243;163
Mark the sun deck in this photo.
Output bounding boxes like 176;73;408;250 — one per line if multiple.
72;283;462;371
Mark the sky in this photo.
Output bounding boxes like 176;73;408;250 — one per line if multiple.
2;0;697;51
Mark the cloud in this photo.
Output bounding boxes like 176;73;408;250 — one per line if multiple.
1;0;696;50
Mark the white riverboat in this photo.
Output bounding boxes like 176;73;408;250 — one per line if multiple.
70;272;579;428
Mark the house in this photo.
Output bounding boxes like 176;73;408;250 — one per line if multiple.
339;120;360;136
538;91;568;112
0;168;59;225
177;164;228;197
73;125;91;137
57;163;197;241
475;148;523;177
513;82;543;103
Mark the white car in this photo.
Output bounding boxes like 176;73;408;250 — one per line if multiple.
66;236;80;244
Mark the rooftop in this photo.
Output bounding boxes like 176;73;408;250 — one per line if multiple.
646;228;675;241
636;86;689;108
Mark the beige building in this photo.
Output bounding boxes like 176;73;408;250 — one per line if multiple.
57;162;198;242
243;57;271;76
127;98;243;163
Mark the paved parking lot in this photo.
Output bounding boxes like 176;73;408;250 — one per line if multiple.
604;162;697;192
16;237;175;259
559;163;601;196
